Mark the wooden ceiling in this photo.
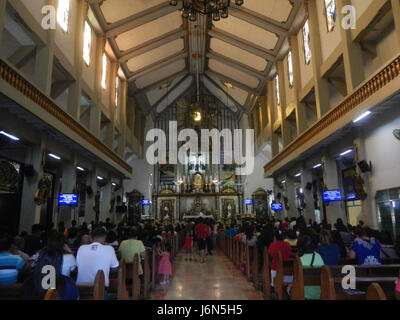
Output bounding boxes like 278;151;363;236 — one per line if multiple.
88;0;303;117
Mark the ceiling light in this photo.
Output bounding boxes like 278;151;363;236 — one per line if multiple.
353;111;371;123
0;130;19;141
313;163;322;169
281;180;286;184
76;166;85;172
294;172;302;177
112;183;116;186
159;81;172;90
97;176;103;180
340;149;353;157
193;111;202;122
48;153;61;160
221;81;234;89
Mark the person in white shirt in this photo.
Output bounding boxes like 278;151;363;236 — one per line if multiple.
76;227;119;294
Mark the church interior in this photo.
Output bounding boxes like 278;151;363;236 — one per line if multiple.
0;0;400;302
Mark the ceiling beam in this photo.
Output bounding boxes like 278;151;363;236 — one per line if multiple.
207;50;266;80
203;74;246;113
127;51;187;81
206;70;259;95
118;28;187;63
148;74;191;114
229;6;288;37
105;2;180;38
208;28;275;61
134;70;188;95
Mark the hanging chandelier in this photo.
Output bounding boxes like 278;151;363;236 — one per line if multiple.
169;0;244;22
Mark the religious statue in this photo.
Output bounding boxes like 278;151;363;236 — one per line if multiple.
192;172;204;191
227;204;232;217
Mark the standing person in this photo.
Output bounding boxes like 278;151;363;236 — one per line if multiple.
184;231;193;262
158;244;172;285
76;228;119;298
194;218;210;263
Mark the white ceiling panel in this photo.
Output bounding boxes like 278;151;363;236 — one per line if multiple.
135;59;186;88
202;76;238;112
145;74;185;106
115;11;182;52
209;59;260;89
156;77;193;113
213;15;279;50
207;73;249;106
210;38;268;71
100;0;165;24
243;0;293;23
126;39;184;72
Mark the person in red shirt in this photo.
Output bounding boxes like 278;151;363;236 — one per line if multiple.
194;218;210;263
268;230;292;288
282;218;290;230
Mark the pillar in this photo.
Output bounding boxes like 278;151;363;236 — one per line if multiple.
391;0;400;50
85;167;98;223
58;155;77;227
19;138;46;233
283;176;297;218
0;0;6;48
300;167;315;222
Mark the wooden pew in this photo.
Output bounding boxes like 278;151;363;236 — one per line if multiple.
77;270;105;300
151;244;159;290
246;244;251;281
142;249;151;299
274;251;295;300
366;283;387;300
0;283;23;300
44;288;60;300
252;245;259;289
125;255;141;300
262;248;271;300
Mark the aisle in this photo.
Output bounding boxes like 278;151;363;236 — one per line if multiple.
151;250;264;300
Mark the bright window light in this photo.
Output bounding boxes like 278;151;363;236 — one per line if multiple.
353;111;371;123
83;21;92;66
101;53;107;89
287;50;294;87
76;166;85;172
97;176;103;180
340;149;353;156
0;131;19;141
313;163;322;168
275;74;280;105
294;172;302;177
48;153;61;160
57;0;70;33
115;77;120;107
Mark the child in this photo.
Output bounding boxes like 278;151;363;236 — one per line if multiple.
184;232;193;262
158;244;172;285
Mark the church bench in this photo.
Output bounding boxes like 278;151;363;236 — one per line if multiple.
125;255;141;300
0;283;23;300
366;282;387;300
142;249;151;299
262;248;271;299
77;270;105;300
274;251;296;300
108;259;129;300
44;288;60;300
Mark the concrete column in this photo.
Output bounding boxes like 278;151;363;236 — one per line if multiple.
34;28;55;96
321;154;347;224
337;0;365;93
301;167;315;222
306;0;331;118
0;0;6;48
19;138;46;233
99;177;112;222
354;133;377;229
277;60;291;147
117;80;127;157
283;176;297;218
85;167;98;224
58;155;77;227
391;0;400;50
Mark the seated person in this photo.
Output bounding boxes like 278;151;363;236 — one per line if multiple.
119;229;146;276
9;236;30;265
377;231;399;260
284;230;298;247
21;233;78;300
0;238;26;284
24;224;44;257
76;228;119;295
268;231;292;288
349;227;382;265
297;234;325;300
316;230;340;266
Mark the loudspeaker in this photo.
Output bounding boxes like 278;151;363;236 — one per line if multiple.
276;192;282;200
306;182;313;190
358;160;372;173
86;186;93;196
23;165;35;177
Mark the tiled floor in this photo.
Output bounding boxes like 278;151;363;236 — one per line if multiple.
151;250;264;300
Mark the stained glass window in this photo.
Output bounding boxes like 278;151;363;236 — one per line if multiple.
83;21;92;66
287;50;294;87
115;77;120;107
57;0;69;33
101;53;107;89
302;20;312;65
275;74;280;106
324;0;337;32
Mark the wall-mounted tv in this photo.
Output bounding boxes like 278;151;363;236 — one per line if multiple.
58;194;78;205
142;200;151;205
245;199;253;205
271;203;283;211
322;190;342;202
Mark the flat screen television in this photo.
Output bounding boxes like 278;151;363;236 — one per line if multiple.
322;190;342;202
58;194;78;205
271;203;283;211
244;199;253;205
142;200;151;205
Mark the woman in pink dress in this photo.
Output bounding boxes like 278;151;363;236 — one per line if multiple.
158;243;172;285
